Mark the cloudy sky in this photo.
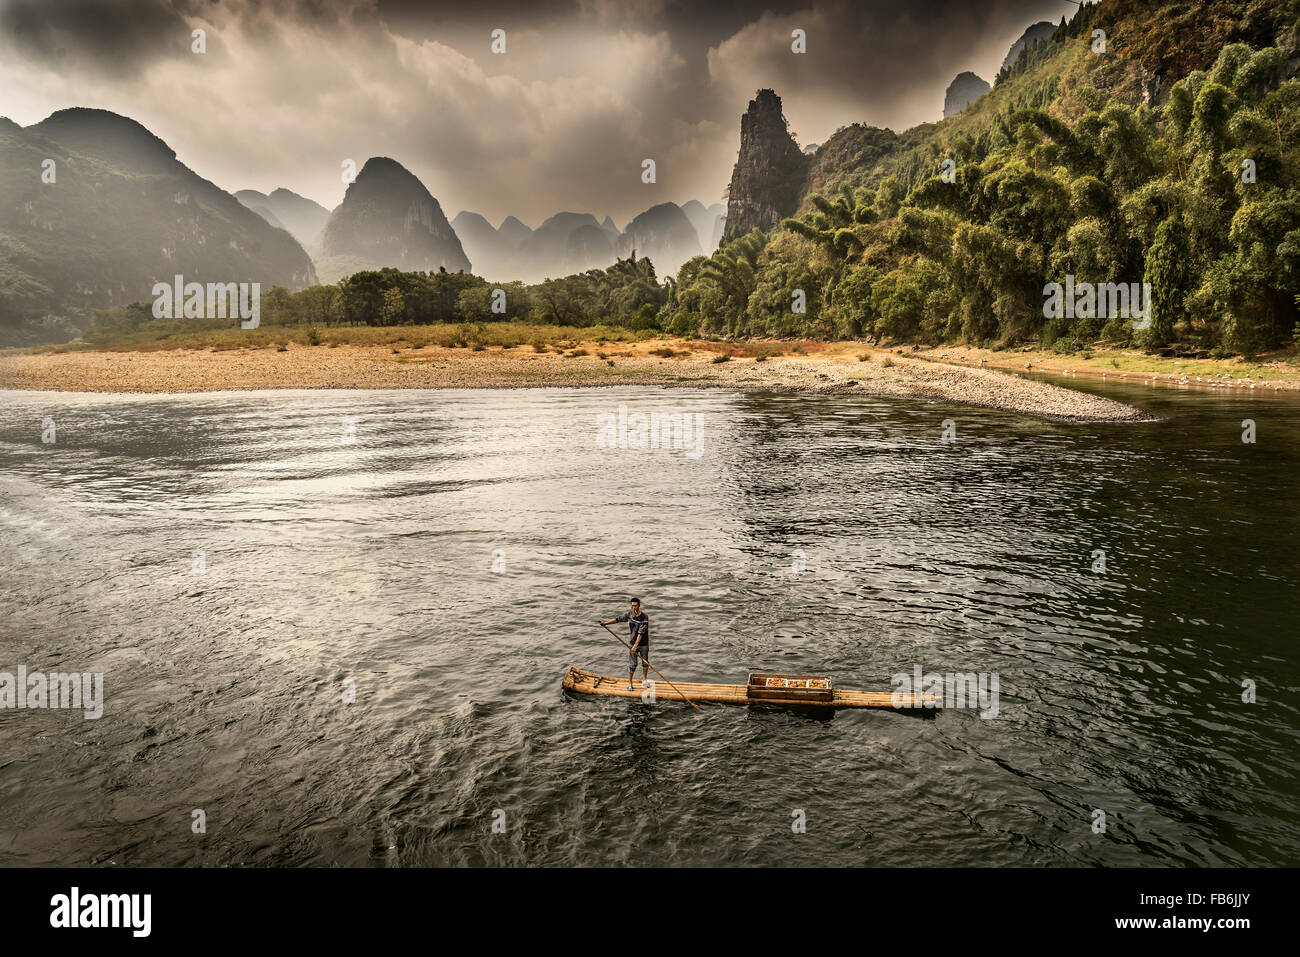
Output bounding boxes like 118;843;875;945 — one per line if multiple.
0;0;1079;226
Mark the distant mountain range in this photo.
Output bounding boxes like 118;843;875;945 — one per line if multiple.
446;201;722;284
0;13;1053;344
0;101;726;342
237;164;724;285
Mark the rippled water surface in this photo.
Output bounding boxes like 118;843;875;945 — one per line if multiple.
1;378;1297;866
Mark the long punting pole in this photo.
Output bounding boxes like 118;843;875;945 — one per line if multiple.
598;621;703;712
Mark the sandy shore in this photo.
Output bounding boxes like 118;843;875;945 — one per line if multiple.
0;341;1151;421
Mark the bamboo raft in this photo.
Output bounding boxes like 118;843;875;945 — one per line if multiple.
562;668;936;710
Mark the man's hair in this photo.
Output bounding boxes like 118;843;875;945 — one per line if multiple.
629;596;641;605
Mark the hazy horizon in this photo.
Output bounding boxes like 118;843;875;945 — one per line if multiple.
1;0;1078;225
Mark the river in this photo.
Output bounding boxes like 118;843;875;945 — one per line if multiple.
1;376;1296;866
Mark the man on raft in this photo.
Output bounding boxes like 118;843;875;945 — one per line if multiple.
600;597;650;692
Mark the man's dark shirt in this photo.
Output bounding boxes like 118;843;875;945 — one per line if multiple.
615;612;649;648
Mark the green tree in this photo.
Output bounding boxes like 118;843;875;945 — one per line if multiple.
780;182;874;259
695;230;767;333
338;272;387;324
380;287;404;324
1143;218;1191;347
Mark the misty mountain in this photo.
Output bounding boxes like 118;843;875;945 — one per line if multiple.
681;199;725;254
565;224;617;274
450;202;720;282
0;108;316;344
526;212;611;278
943;72;991;118
450;209;618;282
242;201;285;231
451;210;497;246
450;210;507;278
497;215;533;247
316;157;471;284
235;188;330;250
617;202;702;277
535;211;603;237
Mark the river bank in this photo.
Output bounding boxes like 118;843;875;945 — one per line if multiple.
0;339;1149;422
904;342;1300;392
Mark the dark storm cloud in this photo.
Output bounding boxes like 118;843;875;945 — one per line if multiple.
0;0;196;73
0;0;1081;224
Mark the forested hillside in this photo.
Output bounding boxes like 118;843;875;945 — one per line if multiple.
665;0;1300;356
0;109;317;345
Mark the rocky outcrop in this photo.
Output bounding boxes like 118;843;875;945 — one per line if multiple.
722;89;809;242
943;72;991;118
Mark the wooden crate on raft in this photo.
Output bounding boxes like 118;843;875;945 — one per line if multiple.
746;673;834;704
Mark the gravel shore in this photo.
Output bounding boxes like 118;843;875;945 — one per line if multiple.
0;342;1150;421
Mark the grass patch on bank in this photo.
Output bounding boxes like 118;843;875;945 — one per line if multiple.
903;343;1300;384
1041;349;1297;382
15;321;658;355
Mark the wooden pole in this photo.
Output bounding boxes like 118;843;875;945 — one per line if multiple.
598;621;703;712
